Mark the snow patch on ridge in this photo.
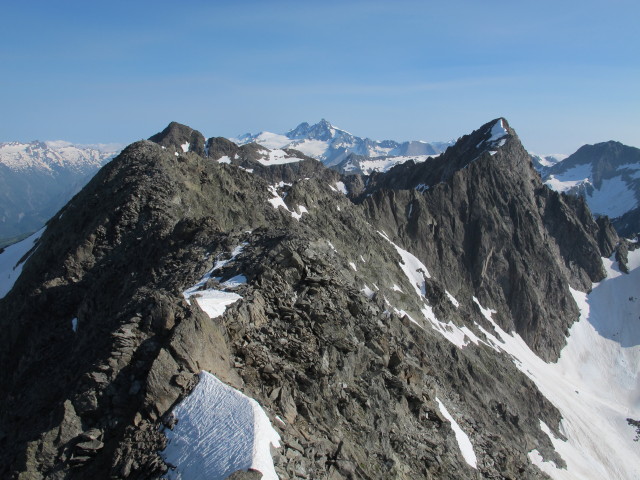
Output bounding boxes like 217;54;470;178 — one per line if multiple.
267;185;309;221
162;371;281;480
183;244;247;319
258;149;304;166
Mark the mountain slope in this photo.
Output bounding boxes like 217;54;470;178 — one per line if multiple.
541;141;640;236
0;141;117;245
0;120;636;480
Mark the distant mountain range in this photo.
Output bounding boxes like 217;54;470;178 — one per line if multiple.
2;122;639;249
233;118;455;172
0;141;119;246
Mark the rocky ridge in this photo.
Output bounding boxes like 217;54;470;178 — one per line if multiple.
0;119;628;479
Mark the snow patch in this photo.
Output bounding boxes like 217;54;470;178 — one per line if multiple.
267;185;308;221
348;262;357;271
335;181;348;195
586;176;638;218
183;245;247;319
218;156;231;164
258;149;304;166
378;231;430;296
487;119;508;144
162;371;281;480
446;291;460;308
0;228;44;299
361;285;375;299
436;398;477;468
71;317;78;332
181;142;189;153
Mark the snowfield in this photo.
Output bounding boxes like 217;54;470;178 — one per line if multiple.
0;228;44;299
380;229;640;479
162;371;281;480
544;163;639;219
475;251;640;480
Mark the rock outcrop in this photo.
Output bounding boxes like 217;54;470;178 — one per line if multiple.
0;119;621;479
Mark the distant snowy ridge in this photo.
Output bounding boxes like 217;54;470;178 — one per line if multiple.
0;141;118;172
538;141;640;235
0;141;119;243
233;119;453;170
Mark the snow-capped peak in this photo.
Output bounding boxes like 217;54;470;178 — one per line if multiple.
475;118;510;155
286;119;346;142
234;120;452;170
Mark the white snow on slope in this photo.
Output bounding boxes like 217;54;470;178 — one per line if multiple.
446;291;460;308
473;252;640;480
335;181;348;195
185;290;242;319
436;398;477;469
181;142;189;153
378;231;430;296
183;245;246;319
545;166;638;219
544;164;593;193
0;141;114;172
585;176;638;218
258;149;304;166
0;228;44;299
619;162;640;180
267;185;308;221
487;119;508;143
378;232;484;348
162;371;281;480
235;132;290;150
342;155;438;175
287;139;328;158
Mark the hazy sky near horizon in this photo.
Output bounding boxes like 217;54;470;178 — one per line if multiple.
2;0;638;154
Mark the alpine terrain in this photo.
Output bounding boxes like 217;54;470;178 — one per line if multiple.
540;141;640;237
0;141;118;246
234;119;454;174
0;118;638;480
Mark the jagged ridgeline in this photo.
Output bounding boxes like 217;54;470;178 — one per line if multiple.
0;119;634;479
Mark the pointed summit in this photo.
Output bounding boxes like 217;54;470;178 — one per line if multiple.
286;119;341;141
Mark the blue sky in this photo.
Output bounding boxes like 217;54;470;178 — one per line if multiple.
1;0;638;154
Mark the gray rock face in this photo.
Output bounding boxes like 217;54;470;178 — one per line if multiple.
357;118;614;360
0;119;618;479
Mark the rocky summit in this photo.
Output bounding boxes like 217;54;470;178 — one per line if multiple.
0;118;638;480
